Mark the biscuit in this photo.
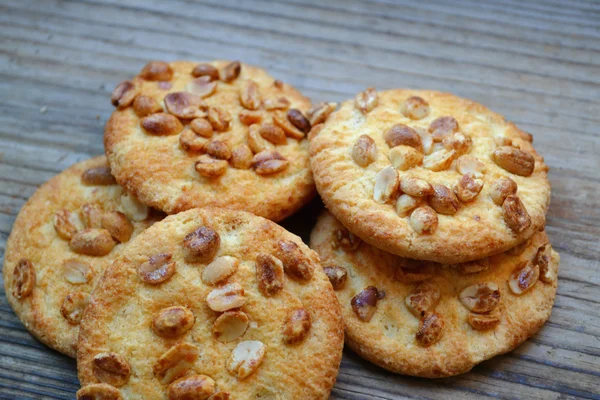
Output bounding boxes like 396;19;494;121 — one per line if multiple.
310;211;559;378
310;89;550;263
105;60;325;221
3;156;161;357
77;208;344;399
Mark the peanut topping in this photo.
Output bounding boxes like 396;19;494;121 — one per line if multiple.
490;177;518;205
456;155;486;178
405;282;440;317
220;61;241;82
384;124;422;151
120;193;149;222
164;92;206;120
205;141;232;160
442;132;472;155
141;113;184;136
428;116;459;142
69;229;115;257
509;261;539;295
180;128;208;153
138;253;176;284
202;256;239;285
154;343;199;384
455;173;484;203
60;291;90;324
93;352;131;387
183;226;220;263
195;155;229;178
207;283;246;312
63;259;92;284
53;209;84;240
323;265;348;290
101;211;133;243
230;145;253;169
76;383;122;400
259;123;287;145
226;340;266;380
459;283;500;313
457;258;490;274
355;87;378;114
351;286;381;321
273;111;305;140
186;76;217;98
399;177;432;197
307;102;336;125
282;308;311;344
252;150;289;175
415;127;434;154
190;118;214;138
410;206;438;234
248;124;274;154
430;184;460;215
152;306;195;339
111;81;137;109
373;166;399;204
352;134;377;167
133;95;162;117
140;61;173;81
168;375;215;400
402;96;430;120
535;243;554;283
334;227;361;251
394;262;434;284
389;145;423;170
81;203;103;229
207;107;231;132
263;97;290;110
276;240;314;281
213;311;249;343
12;259;35;299
240;80;261;110
192;63;219;81
468;312;500;331
395;194;420;216
502;195;531;233
492;146;535;176
81;167;117;186
416;312;444;347
287;109;311;134
422;149;456;171
238;110;262;126
256;253;284;296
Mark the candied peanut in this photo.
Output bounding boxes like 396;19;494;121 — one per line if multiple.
405;282;440;317
12;259;35;299
423;149;456;171
394;262;434;284
142;113;184;136
238;110;263;126
164;92;206;120
140;61;173;81
195;155;229;178
416;311;444;347
186;76;217;98
190;118;214;138
468;312;500;331
207;107;231;132
69;229;115;257
351;286;380;321
205;141;232;160
256;253;284;296
323;265;348;290
307;102;336;125
287;109;311;134
333;227;361;251
492;146;535;176
456;155;486;178
202;256;239;285
428;116;459;141
111;80;137;109
93;352;131;387
263;96;290;110
410;206;438;234
76;383;122;400
459;283;500;313
101;211;133;243
81;167;117;186
352;134;377;167
152;306;195;339
81;203;104;229
138;253;176;284
442;132;472;155
120;193;149;222
226;340;266;380
220;61;241;82
60;291;90;324
168;375;215;400
455;173;484;203
207;283;246;312
399;177;432;197
276;240;314;281
213;311;249;342
273;112;305;140
509;261;539;295
230;145;253;169
53;209;84;240
384;124;422;151
192;64;219;80
373;166;399;203
180;128;209;153
402;96;429;120
535;243;555;283
154;343;199;384
490;177;518;205
252;150;289;175
240;80;261;110
502;195;531;233
63;259;92;284
183;226;220;263
396;194;420;216
355;87;378;114
457;258;490;274
389;145;423;170
133;95;161;117
430;184;460;215
259;123;287;145
282;308;311;344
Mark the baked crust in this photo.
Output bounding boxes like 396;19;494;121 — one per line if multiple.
105;60;315;221
310;211;559;378
77;208;344;399
2;156;158;357
309;89;550;263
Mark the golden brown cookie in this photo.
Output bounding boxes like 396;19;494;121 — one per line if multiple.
310;89;550;263
3;156;161;357
77;208;343;399
310;211;559;378
105;60;326;221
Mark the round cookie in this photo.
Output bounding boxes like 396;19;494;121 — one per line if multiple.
3;156;161;357
309;89;550;263
77;208;343;399
310;211;559;378
105;60;327;221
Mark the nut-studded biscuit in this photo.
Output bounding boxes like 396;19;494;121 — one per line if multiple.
77;208;343;399
310;211;559;378
310;89;550;263
105;60;326;221
2;156;161;357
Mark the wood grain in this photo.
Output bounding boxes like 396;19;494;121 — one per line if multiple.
0;0;599;398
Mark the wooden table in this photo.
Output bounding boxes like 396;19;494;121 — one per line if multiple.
1;0;599;398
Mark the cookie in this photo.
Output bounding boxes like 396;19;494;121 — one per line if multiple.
105;60;327;221
76;208;343;399
310;211;559;378
309;89;550;263
3;156;161;357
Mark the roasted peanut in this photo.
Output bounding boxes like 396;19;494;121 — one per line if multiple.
81;167;117;186
355;88;378;113
226;340;266;379
195;155;229;178
213;311;249;343
405;282;440;317
101;211;133;243
206;283;246;312
456;155;486;178
133;95;162;117
240;80;261;110
186;76;217;98
60;291;90;324
409;206;438;234
183;226;220;263
142;113;184;136
256;253;284;296
395;194;420;216
168;375;215;400
459;283;500;313
259;123;287;145
535;243;554;283
389;145;423;170
76;383;122;400
422;149;456;171
69;229;116;257
152;306;195;339
53;209;84;240
468;312;500;331
455;173;484;203
207;107;231;132
352;134;377;167
334;227;361;251
63;259;92;284
428;116;459;141
220;61;241;82
430;184;460;215
373;166;399;203
402;96;429;120
489;177;518;205
140;61;173;81
80;203;104;228
492;146;535;176
230;145;253;169
323;265;348;290
509;261;539;295
12;259;35;299
164;92;206;120
252;150;289;175
307;102;336;125
273;111;305;139
287;109;311;134
282;308;311;344
276;240;314;281
202;256;239;285
93;352;131;387
416;311;444;347
205;141;232;160
399;177;432;197
138;253;176;284
192;63;219;81
502;195;531;233
351;286;380;322
384;124;422;151
111;81;137;109
238;110;263;126
154;343;199;384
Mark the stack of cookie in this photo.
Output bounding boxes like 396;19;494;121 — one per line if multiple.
309;89;559;377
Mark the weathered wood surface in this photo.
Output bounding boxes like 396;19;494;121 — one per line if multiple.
0;0;599;398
